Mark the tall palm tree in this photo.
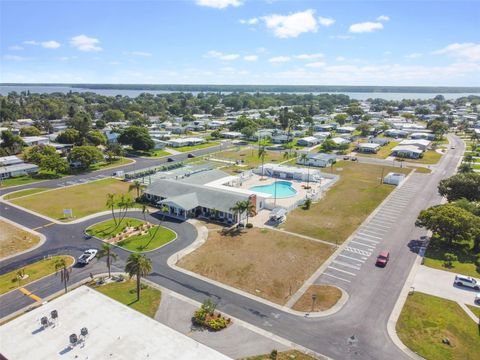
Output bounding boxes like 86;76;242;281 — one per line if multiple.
230;201;245;226
144;205;169;249
96;243;118;278
129;180;144;199
55;258;71;294
125;253;153;301
300;153;311;188
118;194;136;224
106;193;117;226
242;199;255;226
258;138;270;180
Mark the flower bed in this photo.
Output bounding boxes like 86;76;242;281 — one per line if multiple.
192;299;231;331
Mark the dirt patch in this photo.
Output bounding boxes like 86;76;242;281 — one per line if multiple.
178;227;335;305
291;285;342;312
0;219;40;258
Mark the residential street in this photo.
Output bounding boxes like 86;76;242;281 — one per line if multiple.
0;134;465;360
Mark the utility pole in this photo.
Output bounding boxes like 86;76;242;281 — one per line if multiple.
311;293;317;312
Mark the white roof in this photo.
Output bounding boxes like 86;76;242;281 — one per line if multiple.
358;142;380;149
0;286;231;360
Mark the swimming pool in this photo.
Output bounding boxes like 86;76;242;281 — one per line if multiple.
249;181;297;198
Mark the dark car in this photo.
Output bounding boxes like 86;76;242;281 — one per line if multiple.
351;156;358;161
187;153;195;158
167;157;174;162
375;251;390;267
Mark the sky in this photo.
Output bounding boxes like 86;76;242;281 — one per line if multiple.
1;0;479;86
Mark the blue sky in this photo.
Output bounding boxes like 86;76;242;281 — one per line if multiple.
1;0;479;86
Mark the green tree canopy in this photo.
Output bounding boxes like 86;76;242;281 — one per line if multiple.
438;173;480;202
67;146;103;169
20;126;41;137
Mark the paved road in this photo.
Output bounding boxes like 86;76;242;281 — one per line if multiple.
0;135;465;360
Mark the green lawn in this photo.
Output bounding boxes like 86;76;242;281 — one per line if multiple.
0;255;73;295
91;279;161;318
215;147;285;174
88;157;134;171
127;149;171;158
397;292;479;360
282;161;411;243
406;150;443;164
3;188;48;200
423;239;480;278
412;166;432;174
0;175;46;188
357;141;399;159
169;141;220;152
242;350;317;360
467;305;480;318
11;178;133;221
86;217;177;252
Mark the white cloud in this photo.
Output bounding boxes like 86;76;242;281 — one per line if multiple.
405;53;422;59
433;43;480;62
262;9;318;38
318;16;335;27
3;55;28;61
268;56;291;63
239;18;259;25
349;22;384;33
8;45;23;51
205;50;240;61
295;53;323;60
70;35;102;52
196;0;243;9
58;56;78;61
329;35;353;40
336;56;346;61
41;40;61;49
244;55;258;61
305;61;326;68
377;15;390;21
23;40;39;45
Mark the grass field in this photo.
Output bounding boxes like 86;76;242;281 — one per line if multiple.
3;188;48;200
91;279;161;318
88;157;134;171
86;217;176;252
178;227;335;305
127;149;171;158
243;350;317;360
467;304;480;318
406;150;443;164
215;147;285;174
170;141;220;152
413;166;432;174
0;219;41;259
282;161;411;243
0;255;73;295
291;285;342;312
356;141;399;159
397;292;479;360
423;239;479;278
0;175;44;188
11;178;133;221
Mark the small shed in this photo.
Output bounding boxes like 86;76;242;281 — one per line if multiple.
383;172;406;185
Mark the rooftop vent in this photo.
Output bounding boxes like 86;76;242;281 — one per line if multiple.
51;310;58;319
80;327;88;336
69;333;78;345
40;317;48;326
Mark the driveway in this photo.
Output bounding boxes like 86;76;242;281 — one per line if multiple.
413;265;479;306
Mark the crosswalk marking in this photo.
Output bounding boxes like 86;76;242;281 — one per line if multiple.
344;246;371;256
327;266;357;276
350;240;376;249
332;260;361;270
357;232;382;239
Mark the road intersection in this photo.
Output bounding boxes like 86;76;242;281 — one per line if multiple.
0;135;465;360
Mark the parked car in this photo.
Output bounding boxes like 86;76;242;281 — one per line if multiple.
351;156;358;161
454;275;480;290
343;155;350;160
187;153;195;158
77;249;98;265
475;293;480;305
375;251;390;267
167;157;174;162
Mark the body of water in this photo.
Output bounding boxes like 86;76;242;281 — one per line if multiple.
249;181;297;198
0;85;478;101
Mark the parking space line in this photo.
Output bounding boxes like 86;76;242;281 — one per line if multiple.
332;260;361;270
365;222;390;229
361;227;387;234
357;232;382;239
350;240;376;249
344;246;372;256
338;254;366;263
322;272;351;283
355;237;379;244
327;266;357;276
374;214;397;220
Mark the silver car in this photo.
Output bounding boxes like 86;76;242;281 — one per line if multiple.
454;275;480;290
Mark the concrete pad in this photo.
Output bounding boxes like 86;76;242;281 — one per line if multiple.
0;286;230;360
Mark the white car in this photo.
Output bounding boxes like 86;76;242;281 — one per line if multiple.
475;293;480;305
454;275;480;290
78;249;98;265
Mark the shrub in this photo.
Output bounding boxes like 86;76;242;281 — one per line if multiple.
443;253;457;268
303;198;312;210
246;223;253;229
270;350;278;360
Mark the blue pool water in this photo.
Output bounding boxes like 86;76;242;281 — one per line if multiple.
249;181;297;198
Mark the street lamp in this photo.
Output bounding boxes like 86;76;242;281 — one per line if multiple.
311;293;317;312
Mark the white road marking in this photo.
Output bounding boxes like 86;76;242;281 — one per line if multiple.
327;266;357;276
344;246;371;256
357;232;382;239
332;260;361;270
350;240;376;249
355;237;379;244
322;272;351;283
338;254;366;263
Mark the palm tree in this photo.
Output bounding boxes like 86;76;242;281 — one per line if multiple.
300;153;311;188
258;138;270;180
125;253;152;301
97;243;118;278
117;194;136;224
143;205;169;250
129;180;144;199
242;199;255;226
284;141;294;156
55;258;71;294
230;201;245;226
106;193;117;226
